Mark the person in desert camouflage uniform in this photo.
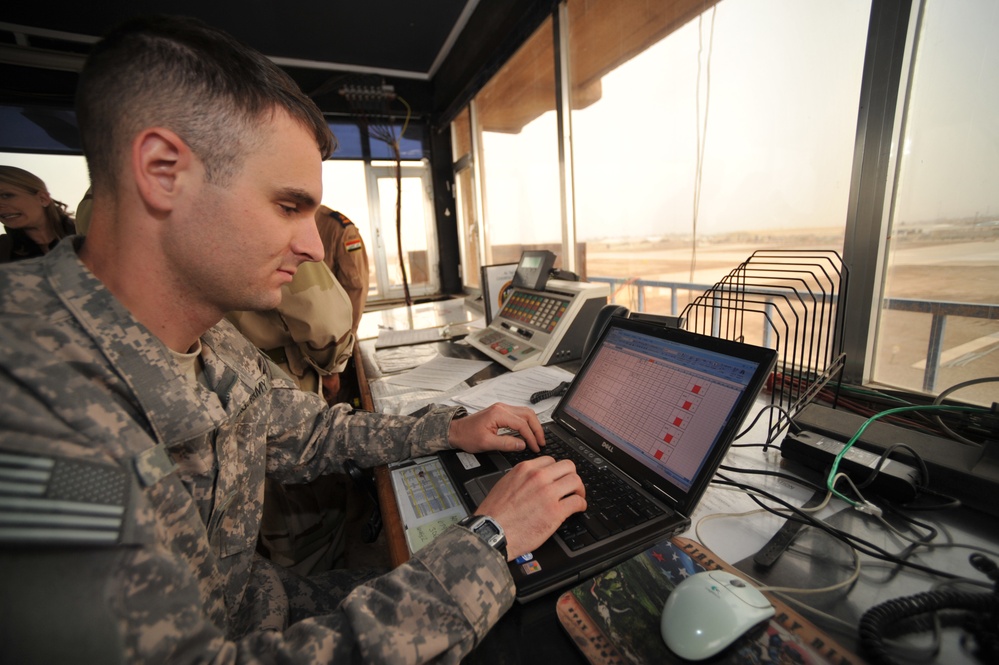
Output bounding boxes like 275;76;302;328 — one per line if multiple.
228;259;355;399
0;14;586;665
314;204;368;401
227;259;357;574
315;205;368;336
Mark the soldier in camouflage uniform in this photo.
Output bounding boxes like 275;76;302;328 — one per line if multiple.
83;190;358;573
82;193;360;575
0;15;586;664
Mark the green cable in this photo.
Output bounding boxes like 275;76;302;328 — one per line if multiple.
826;404;991;506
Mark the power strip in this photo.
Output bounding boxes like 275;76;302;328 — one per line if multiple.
781;430;920;503
793;402;999;516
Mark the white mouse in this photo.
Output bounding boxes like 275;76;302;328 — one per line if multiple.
660;570;775;661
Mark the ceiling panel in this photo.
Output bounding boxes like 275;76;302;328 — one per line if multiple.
0;0;494;119
1;1;476;78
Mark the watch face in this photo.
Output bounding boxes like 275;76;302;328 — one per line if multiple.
479;522;500;540
464;515;506;553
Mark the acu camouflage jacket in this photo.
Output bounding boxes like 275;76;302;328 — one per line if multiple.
0;238;514;664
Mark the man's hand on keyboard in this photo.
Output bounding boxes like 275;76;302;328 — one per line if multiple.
476;456;587;561
448;403;546;453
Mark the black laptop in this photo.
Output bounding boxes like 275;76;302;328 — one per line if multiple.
440;316;777;602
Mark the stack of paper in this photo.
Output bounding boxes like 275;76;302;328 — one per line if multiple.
452;365;574;415
375;327;443;349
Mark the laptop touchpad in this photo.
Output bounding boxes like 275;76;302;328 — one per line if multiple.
465;471;507;507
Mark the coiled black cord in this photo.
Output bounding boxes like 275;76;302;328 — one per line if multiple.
860;554;999;664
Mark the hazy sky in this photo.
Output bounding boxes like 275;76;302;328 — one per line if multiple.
481;0;999;244
482;0;871;244
895;0;999;223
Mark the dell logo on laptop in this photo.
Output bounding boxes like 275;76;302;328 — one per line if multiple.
601;442;614;454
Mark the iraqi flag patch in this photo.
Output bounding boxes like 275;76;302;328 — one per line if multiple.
344;238;363;252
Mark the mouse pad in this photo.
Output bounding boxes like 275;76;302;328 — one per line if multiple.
557;537;862;665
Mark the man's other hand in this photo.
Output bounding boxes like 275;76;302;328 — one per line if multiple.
448;403;546;453
475;457;586;561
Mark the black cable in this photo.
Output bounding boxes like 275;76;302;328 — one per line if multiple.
931;376;999;446
871;499;939;583
728;482;890;562
529;381;570;404
897;486;962;512
734;403;798;443
854;443;930;490
717;464;827;495
879;502;939;543
712;473;960;579
720;464;985;563
860;587;999;665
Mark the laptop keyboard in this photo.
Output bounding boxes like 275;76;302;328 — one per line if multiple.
505;432;666;551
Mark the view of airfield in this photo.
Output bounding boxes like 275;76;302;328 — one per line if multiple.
581;221;998;407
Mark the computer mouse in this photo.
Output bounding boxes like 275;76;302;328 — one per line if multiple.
660;570;775;661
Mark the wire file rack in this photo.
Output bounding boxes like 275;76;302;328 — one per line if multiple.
680;249;848;443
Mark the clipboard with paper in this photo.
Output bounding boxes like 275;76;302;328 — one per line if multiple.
388;456;467;554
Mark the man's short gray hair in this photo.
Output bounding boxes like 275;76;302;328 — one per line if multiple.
76;15;336;193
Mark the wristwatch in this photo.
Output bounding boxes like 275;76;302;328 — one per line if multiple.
458;514;507;558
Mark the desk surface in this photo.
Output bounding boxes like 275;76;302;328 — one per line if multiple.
356;301;999;665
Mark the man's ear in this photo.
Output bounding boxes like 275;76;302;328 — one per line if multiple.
132;128;193;213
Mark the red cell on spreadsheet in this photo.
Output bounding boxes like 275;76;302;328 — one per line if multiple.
692;385;702;394
663;433;673;443
673;416;683;427
683;400;693;410
655;449;664;460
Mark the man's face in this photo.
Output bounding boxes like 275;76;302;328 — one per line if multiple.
165;109;325;315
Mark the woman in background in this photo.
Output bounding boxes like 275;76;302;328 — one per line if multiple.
0;166;76;262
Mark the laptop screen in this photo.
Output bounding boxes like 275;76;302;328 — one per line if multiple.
559;324;763;492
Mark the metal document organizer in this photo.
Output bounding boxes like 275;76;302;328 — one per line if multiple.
680;250;849;443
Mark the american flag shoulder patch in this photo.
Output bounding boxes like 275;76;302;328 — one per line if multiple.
0;451;129;546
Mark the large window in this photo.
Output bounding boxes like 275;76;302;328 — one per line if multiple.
567;0;870;315
452;0;870;385
472;16;564;268
871;0;999;405
453;0;870;304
